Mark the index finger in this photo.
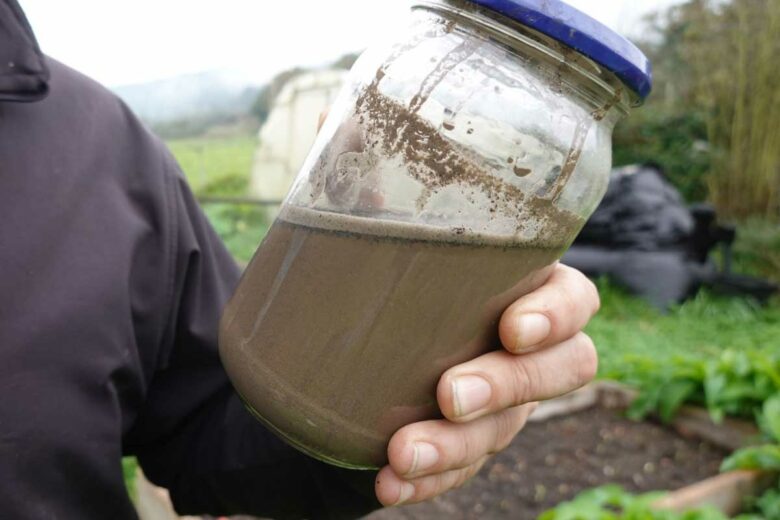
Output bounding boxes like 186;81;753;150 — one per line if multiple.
499;264;600;354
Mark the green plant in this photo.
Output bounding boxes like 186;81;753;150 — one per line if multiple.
539;485;735;520
730;219;780;283
203;204;270;263
619;348;780;426
720;394;780;474
749;488;780;520
122;457;138;503
592;283;780;411
612;109;711;203
721;444;780;473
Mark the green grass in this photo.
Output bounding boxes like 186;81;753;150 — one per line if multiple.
167;134;271;263
168;135;257;196
592;284;780;385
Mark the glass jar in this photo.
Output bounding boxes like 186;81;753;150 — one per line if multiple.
220;0;651;469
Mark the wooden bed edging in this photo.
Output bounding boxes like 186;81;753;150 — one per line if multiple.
653;470;774;516
530;381;771;517
531;381;760;451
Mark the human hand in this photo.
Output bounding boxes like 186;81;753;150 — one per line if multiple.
375;264;600;506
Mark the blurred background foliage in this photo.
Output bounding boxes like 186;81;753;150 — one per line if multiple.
613;0;780;219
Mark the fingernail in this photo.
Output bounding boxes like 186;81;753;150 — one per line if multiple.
409;442;439;475
452;375;492;417
394;482;415;506
514;313;551;351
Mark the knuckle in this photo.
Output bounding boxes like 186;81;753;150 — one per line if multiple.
584;277;601;314
430;472;449;497
407;476;434;503
574;333;599;386
453;465;478;490
490;411;519;452
559;266;598;319
510;357;541;405
459;457;490;489
455;426;476;467
553;284;579;322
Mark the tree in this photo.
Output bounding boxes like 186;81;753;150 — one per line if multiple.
621;0;780;219
680;0;780;219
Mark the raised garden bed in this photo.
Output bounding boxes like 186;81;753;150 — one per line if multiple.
366;382;764;519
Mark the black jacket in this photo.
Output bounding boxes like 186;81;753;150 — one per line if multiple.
0;1;378;517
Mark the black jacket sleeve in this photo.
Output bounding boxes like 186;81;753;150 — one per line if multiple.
124;153;381;519
0;8;379;515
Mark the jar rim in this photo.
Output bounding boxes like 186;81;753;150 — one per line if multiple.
415;0;639;112
459;0;652;100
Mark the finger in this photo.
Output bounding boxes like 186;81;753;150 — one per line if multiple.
375;456;489;506
499;264;600;353
387;403;536;479
438;332;597;422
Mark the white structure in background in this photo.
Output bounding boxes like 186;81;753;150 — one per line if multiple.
250;70;347;204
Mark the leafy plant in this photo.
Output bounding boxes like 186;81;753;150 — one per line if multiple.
122;457;138;503
539;485;736;520
750;488;780;520
612;110;711;203
759;394;780;442
203;203;270;263
721;444;780;473
604;346;780;426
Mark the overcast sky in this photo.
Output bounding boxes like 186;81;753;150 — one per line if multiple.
19;0;681;87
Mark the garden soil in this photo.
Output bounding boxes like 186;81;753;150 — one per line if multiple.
366;406;727;519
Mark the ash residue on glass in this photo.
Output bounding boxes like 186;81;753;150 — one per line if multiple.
354;69;583;242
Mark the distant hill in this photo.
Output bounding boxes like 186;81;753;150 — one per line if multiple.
112;71;260;125
111;52;360;138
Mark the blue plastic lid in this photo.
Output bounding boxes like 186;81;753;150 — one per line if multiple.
466;0;652;99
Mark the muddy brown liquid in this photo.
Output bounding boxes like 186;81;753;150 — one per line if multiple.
219;206;578;469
